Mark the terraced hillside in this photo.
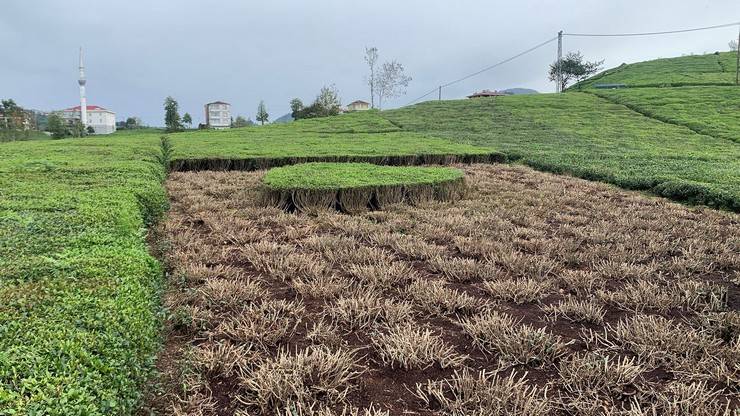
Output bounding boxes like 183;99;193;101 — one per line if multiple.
591;86;740;143
574;51;737;88
384;93;740;211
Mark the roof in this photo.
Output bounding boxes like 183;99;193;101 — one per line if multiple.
63;105;114;112
348;100;370;106
206;101;231;106
467;89;510;98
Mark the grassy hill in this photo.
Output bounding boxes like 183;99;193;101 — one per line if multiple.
591;86;740;143
384;93;739;210
1;52;740;414
574;51;737;88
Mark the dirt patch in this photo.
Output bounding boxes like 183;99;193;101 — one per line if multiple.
146;164;739;415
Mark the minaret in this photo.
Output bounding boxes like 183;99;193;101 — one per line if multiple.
78;47;88;127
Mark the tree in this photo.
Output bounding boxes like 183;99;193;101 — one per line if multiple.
163;96;182;132
314;85;342;115
47;114;67;139
376;61;412;109
293;85;343;120
730;39;738;52
549;52;604;91
232;115;251;128
86;126;95;134
1;99;22;131
290;98;304;119
256;101;269;125
70;119;86;137
182;112;192;129
364;46;379;108
125;117;141;129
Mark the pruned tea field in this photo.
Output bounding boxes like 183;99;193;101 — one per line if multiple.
150;164;739;415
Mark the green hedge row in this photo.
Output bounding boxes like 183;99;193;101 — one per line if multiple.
0;136;167;415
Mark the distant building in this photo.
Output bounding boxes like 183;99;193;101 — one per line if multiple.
205;101;231;129
346;100;370;111
60;105;117;134
0;108;34;130
467;89;510;98
55;48;116;134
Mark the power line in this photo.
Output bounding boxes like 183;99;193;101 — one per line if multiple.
406;36;558;105
565;21;740;37
406;87;439;106
406;20;740;105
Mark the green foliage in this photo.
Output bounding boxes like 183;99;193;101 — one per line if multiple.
155;136;174;172
0;129;48;142
182;113;192;128
574;52;738;89
256;100;269;125
0;135;167;415
70;119;86;138
293;85;342;120
124;117;141;130
46;114;67;139
549;51;604;91
263;162;463;190
383;93;740;211
167;110;488;162
0;100;48;142
1;51;740;414
163;96;182;132
231;115;252;128
262;162;465;213
290;98;304;119
590;86;740;143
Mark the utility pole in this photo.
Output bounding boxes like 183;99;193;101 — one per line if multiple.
736;24;739;85
438;86;442;101
557;30;563;93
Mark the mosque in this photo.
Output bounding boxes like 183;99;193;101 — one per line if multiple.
60;48;116;134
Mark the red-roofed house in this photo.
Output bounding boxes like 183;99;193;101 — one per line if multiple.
61;105;116;134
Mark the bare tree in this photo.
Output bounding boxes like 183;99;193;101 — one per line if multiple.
376;61;412;110
730;39;738;52
364;47;379;109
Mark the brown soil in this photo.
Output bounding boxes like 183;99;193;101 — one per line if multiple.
144;164;739;415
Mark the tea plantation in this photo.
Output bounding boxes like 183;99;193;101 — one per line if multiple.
1;51;739;414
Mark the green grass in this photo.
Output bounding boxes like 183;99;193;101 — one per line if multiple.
573;51;738;88
263;162;463;190
590;86;740;143
383;93;740;210
0;130;51;142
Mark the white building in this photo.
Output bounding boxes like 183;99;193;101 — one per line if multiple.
346;100;370;111
58;48;116;135
61;105;116;134
205;101;231;129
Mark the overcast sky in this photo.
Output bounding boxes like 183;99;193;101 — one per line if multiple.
2;1;738;126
